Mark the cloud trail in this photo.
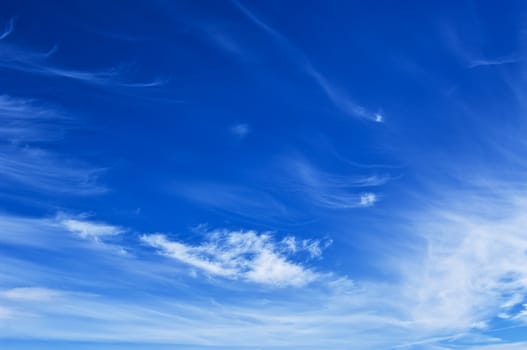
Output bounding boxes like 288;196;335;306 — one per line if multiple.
0;19;166;88
283;156;385;209
0;18;14;40
230;1;383;122
0;95;106;195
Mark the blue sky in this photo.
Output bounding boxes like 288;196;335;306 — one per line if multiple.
2;1;527;349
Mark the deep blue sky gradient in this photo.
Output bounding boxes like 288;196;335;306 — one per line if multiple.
2;1;527;349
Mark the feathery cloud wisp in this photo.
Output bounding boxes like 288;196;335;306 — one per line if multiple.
0;18;14;40
1;287;63;301
304;64;384;122
468;55;522;68
230;1;383;122
441;23;522;69
0;94;70;143
396;183;527;333
0;95;106;195
0;146;106;195
173;181;290;221
0;19;166;88
285;157;385;209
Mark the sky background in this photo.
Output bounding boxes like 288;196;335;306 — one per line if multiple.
2;1;527;349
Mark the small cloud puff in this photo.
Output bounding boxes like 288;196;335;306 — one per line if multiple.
230;123;250;138
359;192;377;207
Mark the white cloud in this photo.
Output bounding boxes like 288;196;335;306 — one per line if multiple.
280;236;332;258
1;287;63;301
59;217;123;241
0;213;126;251
141;229;327;287
501;293;524;310
359;192;377;207
395;184;527;334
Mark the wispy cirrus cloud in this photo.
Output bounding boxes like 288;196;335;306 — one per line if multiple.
398;184;527;333
462;343;527;350
232;1;383;123
304;65;384;122
1;287;64;301
0;95;106;195
467;55;522;69
197;23;248;60
0;213;124;249
173;181;291;222
0;18;166;88
3;192;527;349
141;229;330;287
441;22;522;69
283;156;385;209
201;1;383;122
0;146;106;195
173;156;385;221
0;17;14;40
0;94;71;143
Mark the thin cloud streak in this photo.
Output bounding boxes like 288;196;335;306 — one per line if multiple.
0;18;14;40
441;22;522;69
173;181;291;221
0;95;106;195
231;1;383;122
0;94;71;143
468;55;522;68
0;213;123;250
304;63;384;122
0;19;166;88
283;156;385;209
0;146;107;195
